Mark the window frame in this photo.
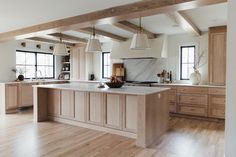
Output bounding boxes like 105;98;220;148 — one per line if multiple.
180;45;196;80
102;52;111;79
16;50;55;79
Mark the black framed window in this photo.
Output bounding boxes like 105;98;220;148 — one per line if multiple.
16;50;55;79
180;46;195;80
102;52;111;79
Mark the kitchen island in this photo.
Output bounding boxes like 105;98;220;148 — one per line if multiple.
33;83;170;147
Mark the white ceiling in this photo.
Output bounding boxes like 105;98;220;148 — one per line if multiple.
182;3;227;31
0;0;140;33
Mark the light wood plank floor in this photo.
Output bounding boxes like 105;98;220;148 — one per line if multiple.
0;111;224;157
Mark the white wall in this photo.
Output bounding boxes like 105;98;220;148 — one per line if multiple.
0;40;17;82
166;32;208;84
225;1;236;156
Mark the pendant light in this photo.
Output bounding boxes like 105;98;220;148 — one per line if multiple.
53;34;69;56
86;26;102;52
130;17;150;50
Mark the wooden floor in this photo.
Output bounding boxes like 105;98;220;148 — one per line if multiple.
0;111;224;157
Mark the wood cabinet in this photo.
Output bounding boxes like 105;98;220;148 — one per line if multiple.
61;90;75;119
75;91;87;122
123;95;138;133
208;88;225;119
5;84;18;110
209;26;227;85
87;92;104;125
47;89;61;116
177;87;208;117
105;94;123;129
19;83;36;107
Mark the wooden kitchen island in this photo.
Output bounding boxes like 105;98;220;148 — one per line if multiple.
33;83;169;148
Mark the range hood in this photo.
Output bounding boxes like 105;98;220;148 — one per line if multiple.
111;35;168;59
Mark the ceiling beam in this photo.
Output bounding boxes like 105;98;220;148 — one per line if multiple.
27;37;75;46
113;21;158;39
48;33;87;43
0;0;227;41
167;11;201;36
78;27;128;41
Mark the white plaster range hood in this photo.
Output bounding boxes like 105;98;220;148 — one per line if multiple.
110;35;168;59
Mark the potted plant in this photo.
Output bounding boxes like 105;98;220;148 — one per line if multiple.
12;67;26;81
190;50;206;85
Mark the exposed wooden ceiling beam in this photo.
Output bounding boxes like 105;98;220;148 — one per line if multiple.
0;0;227;41
167;11;201;36
78;27;128;41
27;37;75;46
48;33;87;43
113;21;158;39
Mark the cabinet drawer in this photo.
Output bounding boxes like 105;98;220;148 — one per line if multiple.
178;105;207;117
177;87;208;94
169;103;176;113
209;95;225;108
209;108;225;119
168;93;176;103
208;88;225;95
178;94;208;105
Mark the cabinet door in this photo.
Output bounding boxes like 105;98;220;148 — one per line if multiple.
208;95;225;119
209;26;227;85
20;84;35;107
87;92;104;125
75;91;87;122
5;84;18;110
105;94;123;129
123;95;138;133
61;90;75;119
47;89;61;116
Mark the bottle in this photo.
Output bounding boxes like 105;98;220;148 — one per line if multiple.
170;71;172;83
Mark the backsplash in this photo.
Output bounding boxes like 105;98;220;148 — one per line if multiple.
124;58;167;82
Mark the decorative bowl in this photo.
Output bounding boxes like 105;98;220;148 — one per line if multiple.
105;82;124;88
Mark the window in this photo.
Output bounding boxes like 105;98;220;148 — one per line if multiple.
16;50;54;79
180;46;195;80
102;52;111;78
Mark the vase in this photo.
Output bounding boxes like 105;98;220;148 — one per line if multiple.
190;69;201;85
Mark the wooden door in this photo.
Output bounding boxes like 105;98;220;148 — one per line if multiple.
209;26;227;85
47;89;61;116
87;92;104;125
105;94;123;129
61;90;75;119
75;91;87;122
123;95;138;133
5;84;18;110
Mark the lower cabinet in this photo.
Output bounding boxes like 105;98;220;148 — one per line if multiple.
61;90;75;119
123;95;138;133
105;94;123;129
75;91;87;122
19;83;37;107
87;92;104;125
47;89;61;116
5;84;18;110
208;88;225;119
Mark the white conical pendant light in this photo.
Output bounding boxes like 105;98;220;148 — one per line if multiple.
53;34;69;56
130;17;150;50
86;26;102;52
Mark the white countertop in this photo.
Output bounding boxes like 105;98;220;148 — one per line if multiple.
34;83;170;95
0;79;68;85
151;83;225;88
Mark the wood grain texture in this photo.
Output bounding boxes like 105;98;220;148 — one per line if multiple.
78;27;128;41
0;110;224;157
0;0;226;41
113;21;158;39
61;90;75;119
74;91;88;122
208;26;227;85
47;89;61;116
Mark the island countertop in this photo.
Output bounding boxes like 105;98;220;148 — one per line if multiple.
34;83;170;95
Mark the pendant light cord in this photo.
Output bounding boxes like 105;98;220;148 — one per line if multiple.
138;16;142;33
